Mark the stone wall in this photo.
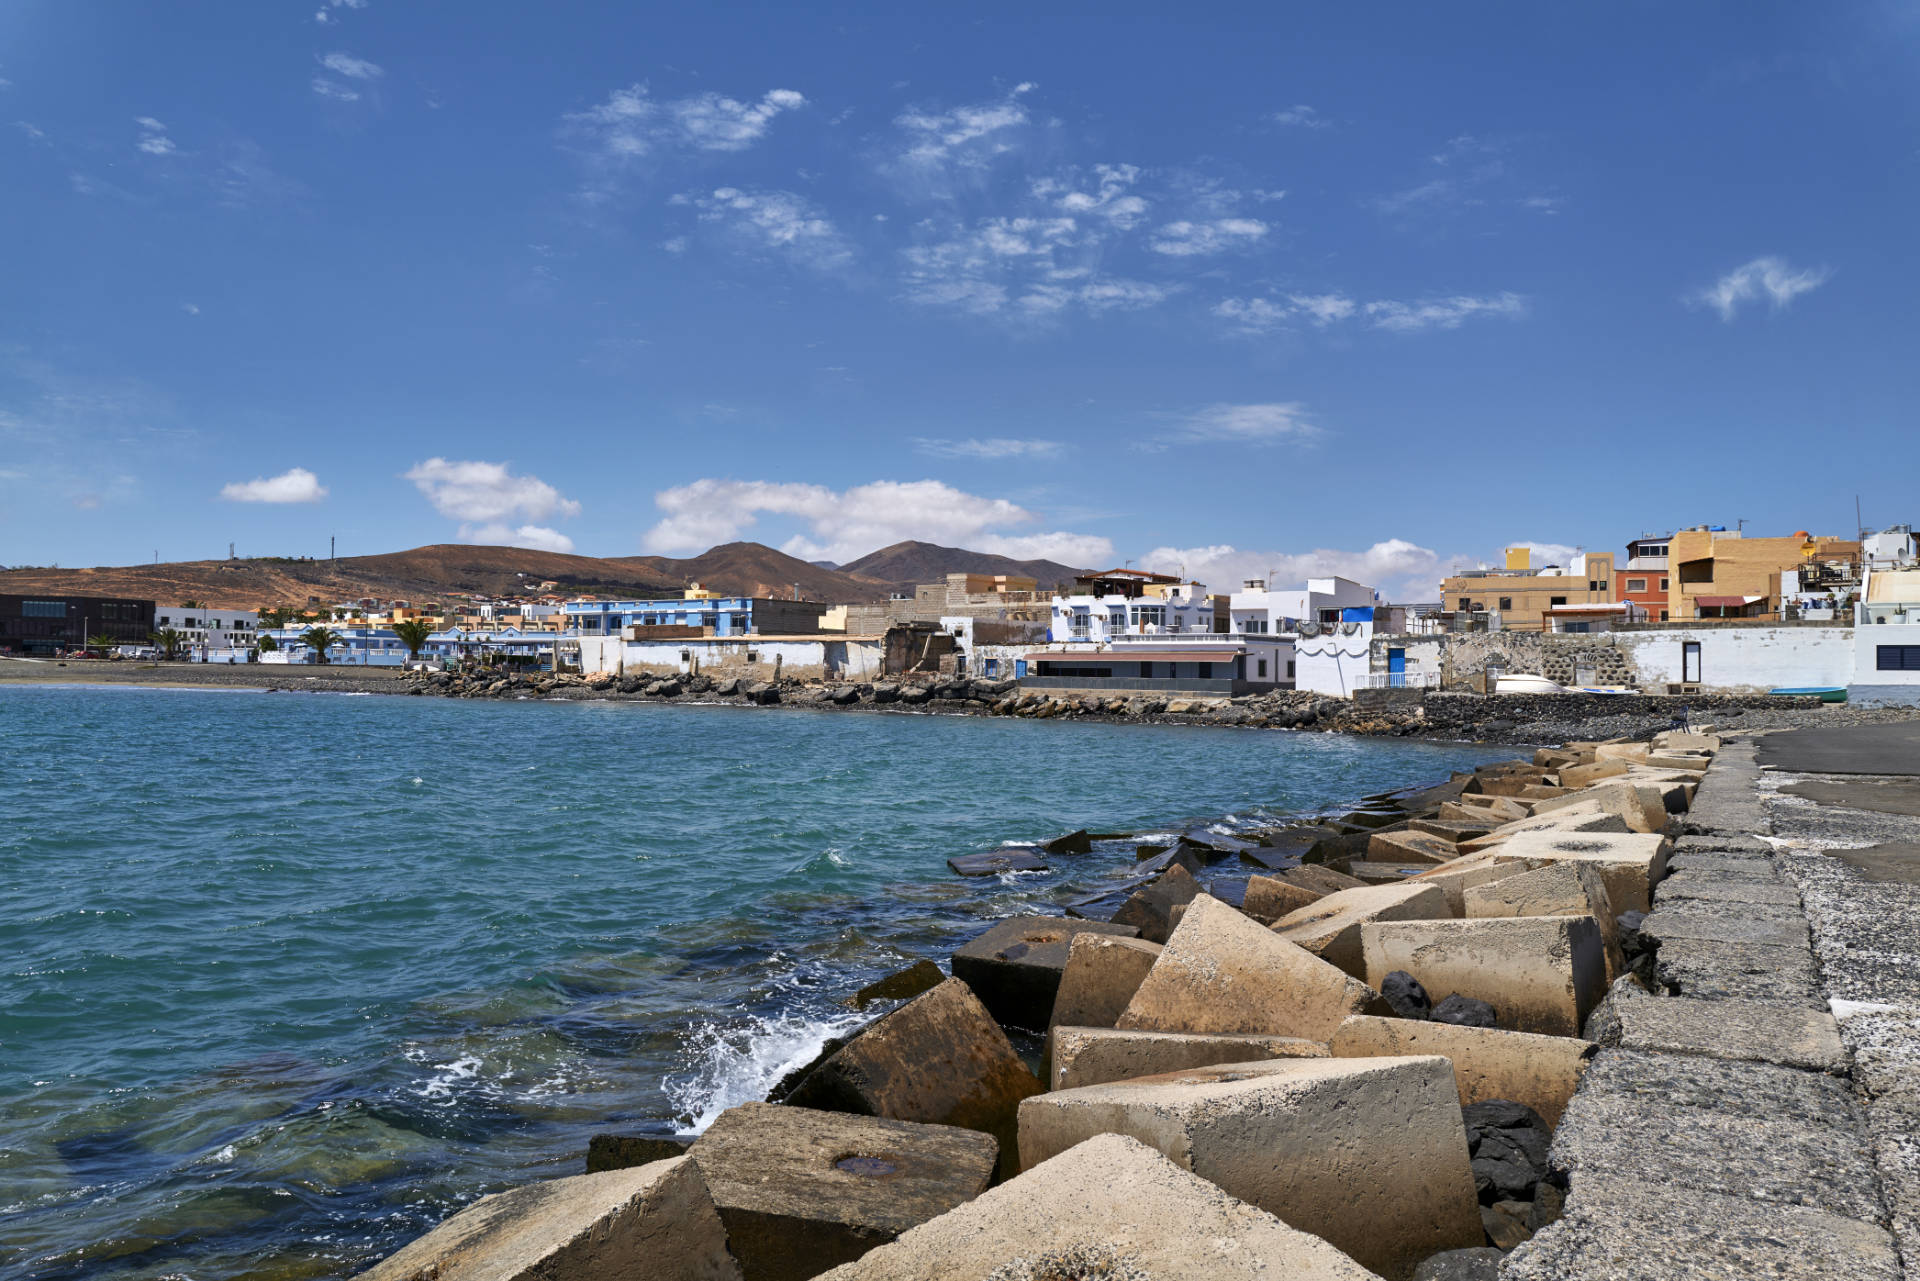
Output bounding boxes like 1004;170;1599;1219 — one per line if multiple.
1416;631;1640;691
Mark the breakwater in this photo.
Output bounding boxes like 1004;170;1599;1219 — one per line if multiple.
0;684;1509;1281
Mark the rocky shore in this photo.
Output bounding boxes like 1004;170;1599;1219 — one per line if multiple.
356;725;1792;1281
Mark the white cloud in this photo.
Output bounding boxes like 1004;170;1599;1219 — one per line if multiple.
641;477;1112;566
220;467;328;504
1030;164;1150;229
404;458;581;546
180;302;200;316
1374;135;1510;217
314;0;367;23
464;523;575;554
1502;541;1582;569
1362;291;1526;331
1140;539;1455;601
310;78;360;102
320;52;383;79
689;187;853;270
567;84;806;165
1523;195;1564;214
894;83;1034;172
1692;255;1830;321
1270;104;1328;129
913;437;1065;460
1177;402;1322;443
900;213;1171;320
1215;291;1523;334
135;117;175;155
1149;218;1270;256
15;121;46;142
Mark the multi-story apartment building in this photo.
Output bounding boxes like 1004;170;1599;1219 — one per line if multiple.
1614;534;1672;622
564;588;829;638
1666;527;1859;621
1439;547;1615;632
0;595;154;655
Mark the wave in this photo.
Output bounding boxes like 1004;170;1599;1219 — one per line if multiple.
662;1008;867;1134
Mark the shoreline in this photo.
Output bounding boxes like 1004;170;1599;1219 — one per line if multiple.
8;656;1915;746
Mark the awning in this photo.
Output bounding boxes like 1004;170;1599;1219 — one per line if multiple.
1694;595;1762;608
1024;650;1243;664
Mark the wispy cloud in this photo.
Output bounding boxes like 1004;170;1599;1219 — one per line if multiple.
567;84;806;165
1140;539;1455;601
686;187;853;270
1214;291;1525;334
16;121;47;143
1270;104;1328;129
893;82;1035;177
320;52;383;79
1373;134;1513;217
134;117;175;156
404;457;581;551
1030;164;1150;229
314;0;367;25
913;437;1065;460
1149;218;1269;256
1691;255;1830;321
642;476;1111;566
311;78;361;102
221;467;328;504
180;302;201;316
1176;402;1323;444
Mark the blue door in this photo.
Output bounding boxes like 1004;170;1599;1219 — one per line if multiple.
1387;647;1406;688
1014;659;1027;678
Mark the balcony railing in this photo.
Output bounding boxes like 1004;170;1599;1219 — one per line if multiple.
1355;671;1440;689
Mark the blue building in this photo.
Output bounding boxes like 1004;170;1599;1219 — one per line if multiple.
564;591;829;637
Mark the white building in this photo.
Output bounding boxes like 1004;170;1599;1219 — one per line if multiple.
152;605;259;660
1227;576;1378;634
1048;581;1213;642
1865;525;1920;571
1855;566;1920;703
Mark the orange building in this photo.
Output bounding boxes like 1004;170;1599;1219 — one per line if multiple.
1614;533;1672;622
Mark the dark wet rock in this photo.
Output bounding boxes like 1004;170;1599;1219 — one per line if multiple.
947;846;1049;877
1108;864;1202;945
1382;971;1432;1021
1041;830;1094;856
584;1131;694;1172
1528;1181;1565;1232
743;681;780;705
1433;995;1498;1028
1133;845;1206;879
1481;1199;1533;1250
869;682;900;704
1463;1099;1551;1207
849;959;947;1010
829;685;860;705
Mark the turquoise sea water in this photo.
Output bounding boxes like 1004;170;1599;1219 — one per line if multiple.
0;685;1509;1280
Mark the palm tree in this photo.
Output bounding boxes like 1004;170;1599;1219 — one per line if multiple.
150;628;188;660
86;633;119;658
392;619;434;663
300;626;341;665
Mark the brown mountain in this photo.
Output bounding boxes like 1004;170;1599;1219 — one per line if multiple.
838;540;1092;591
0;537;1089;611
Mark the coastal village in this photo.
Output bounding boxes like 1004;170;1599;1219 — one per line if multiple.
7;521;1919;706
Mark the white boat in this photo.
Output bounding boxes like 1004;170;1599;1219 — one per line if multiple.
1495;673;1568;695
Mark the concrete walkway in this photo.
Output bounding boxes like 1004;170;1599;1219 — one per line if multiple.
1506;729;1918;1279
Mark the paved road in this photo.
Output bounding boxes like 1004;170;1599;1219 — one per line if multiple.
1758;720;1920;776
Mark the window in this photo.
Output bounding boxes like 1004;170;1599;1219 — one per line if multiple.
1456;598;1470;611
1257;658;1268;677
1878;646;1920;671
1498;597;1512;611
1287;660;1295;678
1197;662;1213;678
1660;578;1670;591
1550;596;1567;607
1678;560;1713;585
1660;611;1669;621
1626;578;1647;593
22;601;65;618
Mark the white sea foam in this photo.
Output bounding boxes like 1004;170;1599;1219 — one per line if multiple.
664;1009;867;1134
413;1053;483;1100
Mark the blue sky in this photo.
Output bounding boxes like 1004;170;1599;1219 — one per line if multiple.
4;2;1917;598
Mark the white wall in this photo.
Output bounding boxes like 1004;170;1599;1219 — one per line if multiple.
1295;621;1373;695
1855;620;1920;703
1615;626;1854;693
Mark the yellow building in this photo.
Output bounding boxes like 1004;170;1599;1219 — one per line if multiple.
1666;527;1860;621
1440;546;1615;632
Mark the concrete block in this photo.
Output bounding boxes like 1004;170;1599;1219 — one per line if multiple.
947;846;1046;876
1529;782;1667;834
847;960;946;1010
1410;816;1499;844
1118;894;1384;1042
1476;778;1574;800
1048;933;1161;1031
1458;803;1633;854
1642;904;1812;949
1606;994;1845;1070
358;1157;740;1281
1595;742;1652;763
950;916;1138;1030
1502;1174;1899;1281
1242;873;1325;922
1560;758;1629;788
1490;830;1670;913
1362;916;1607;1037
783;978;1042;1178
1108;863;1201;944
1401;851;1532;913
1018;1056;1482;1279
1464;861;1627;982
813;1132;1380;1281
1655;731;1720;753
1646;751;1712;772
1047;1026;1326;1090
1346;860;1443;884
1451;794;1531;822
1367;829;1459;865
1329;1015;1594;1128
1272;882;1454;976
688;1103;995;1281
1277;864;1369;894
